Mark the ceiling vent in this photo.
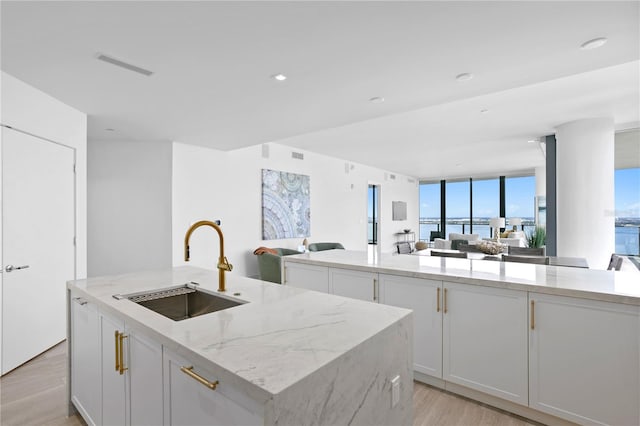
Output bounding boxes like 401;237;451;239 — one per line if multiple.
292;151;304;160
96;53;154;77
390;174;396;180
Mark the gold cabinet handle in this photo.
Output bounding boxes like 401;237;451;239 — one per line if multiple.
436;288;440;312
118;333;128;375
181;366;219;390
115;331;120;372
444;288;448;314
373;278;378;302
531;300;535;330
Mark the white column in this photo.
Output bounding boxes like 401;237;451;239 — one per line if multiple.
555;118;614;269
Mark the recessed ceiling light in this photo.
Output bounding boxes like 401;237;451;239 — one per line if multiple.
480;109;489;114
455;163;462;167
369;96;385;104
105;128;115;132
580;37;607;50
527;139;536;144
456;73;473;82
271;73;287;81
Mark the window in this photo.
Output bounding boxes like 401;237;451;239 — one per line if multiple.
419;182;440;241
615;168;640;255
368;184;379;244
505;176;535;233
472;178;499;239
445;180;470;236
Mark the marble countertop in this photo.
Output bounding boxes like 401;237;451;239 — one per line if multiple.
285;250;640;306
68;266;411;402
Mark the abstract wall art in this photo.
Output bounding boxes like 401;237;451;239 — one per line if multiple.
262;169;310;240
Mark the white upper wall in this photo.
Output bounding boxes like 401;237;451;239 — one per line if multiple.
87;139;172;276
1;71;87;278
172;142;419;278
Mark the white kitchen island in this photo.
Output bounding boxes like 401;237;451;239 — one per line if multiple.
67;266;413;426
283;250;640;426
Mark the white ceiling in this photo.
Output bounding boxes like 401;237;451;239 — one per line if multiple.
1;1;639;180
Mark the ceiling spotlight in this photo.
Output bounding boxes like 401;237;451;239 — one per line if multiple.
480;109;489;114
369;96;385;104
527;139;537;143
456;73;473;82
580;37;607;50
271;73;287;81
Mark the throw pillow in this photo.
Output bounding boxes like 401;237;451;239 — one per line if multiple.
451;239;467;250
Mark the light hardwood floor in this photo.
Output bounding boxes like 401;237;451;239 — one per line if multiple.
1;342;537;426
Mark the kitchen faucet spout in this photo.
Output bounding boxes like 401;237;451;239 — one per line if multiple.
184;220;233;292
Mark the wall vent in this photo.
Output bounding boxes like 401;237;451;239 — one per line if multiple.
292;151;304;160
390;174;396;180
96;53;154;76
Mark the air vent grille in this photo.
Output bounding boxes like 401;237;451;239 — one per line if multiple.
96;53;154;76
292;152;304;160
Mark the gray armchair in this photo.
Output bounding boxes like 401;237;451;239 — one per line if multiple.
256;248;301;284
308;242;345;252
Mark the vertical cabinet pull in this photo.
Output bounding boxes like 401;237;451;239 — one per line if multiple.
530;300;535;330
114;331;120;371
283;266;287;284
444;288;448;314
119;333;128;375
373;278;378;302
436;288;440;312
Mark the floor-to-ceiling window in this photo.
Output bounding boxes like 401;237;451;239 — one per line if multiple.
505;175;536;234
420;174;536;240
368;184;379;244
472;178;499;239
445;180;470;235
419;182;440;241
615;167;640;255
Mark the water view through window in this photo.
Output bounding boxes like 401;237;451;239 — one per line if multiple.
615;168;640;255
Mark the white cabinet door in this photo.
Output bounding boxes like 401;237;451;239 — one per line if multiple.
100;313;126;426
163;349;263;426
127;326;163;426
70;295;101;426
529;292;640;426
442;281;528;405
329;268;379;302
283;262;329;293
379;275;442;378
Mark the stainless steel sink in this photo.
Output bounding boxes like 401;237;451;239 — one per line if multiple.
114;283;246;321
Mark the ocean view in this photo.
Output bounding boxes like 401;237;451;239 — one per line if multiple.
370;218;640;255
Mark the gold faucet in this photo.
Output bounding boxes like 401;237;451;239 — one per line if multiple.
184;220;233;292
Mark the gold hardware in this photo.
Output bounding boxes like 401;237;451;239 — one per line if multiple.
444;288;448;314
114;331;120;372
531;300;535;330
184;221;233;292
180;366;219;390
118;333;128;375
436;288;440;312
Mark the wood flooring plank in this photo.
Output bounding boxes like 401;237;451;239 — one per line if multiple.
1;341;538;426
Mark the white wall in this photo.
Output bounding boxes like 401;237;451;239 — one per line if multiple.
1;71;87;278
88;139;172;276
172;142;418;278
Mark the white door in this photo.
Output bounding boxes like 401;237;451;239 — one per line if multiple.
442;281;528;405
379;274;443;378
283;262;329;292
1;127;75;374
529;292;639;425
329;268;378;302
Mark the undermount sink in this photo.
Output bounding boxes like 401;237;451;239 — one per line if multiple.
115;283;246;321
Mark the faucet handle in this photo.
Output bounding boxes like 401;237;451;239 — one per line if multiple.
218;257;233;272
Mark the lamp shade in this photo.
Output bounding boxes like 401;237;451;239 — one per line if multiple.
489;217;506;228
510;218;522;226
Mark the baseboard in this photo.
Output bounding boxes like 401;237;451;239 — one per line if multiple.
414;373;578;426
